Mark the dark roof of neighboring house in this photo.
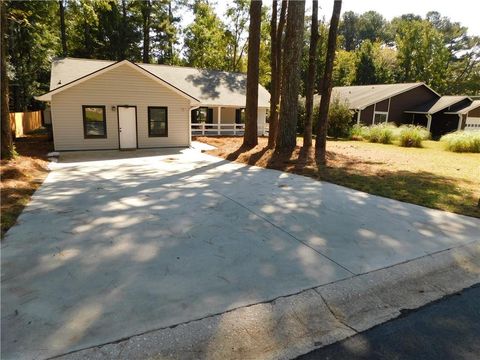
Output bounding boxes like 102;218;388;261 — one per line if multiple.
444;100;480;115
36;57;271;107
312;83;439;110
404;95;471;114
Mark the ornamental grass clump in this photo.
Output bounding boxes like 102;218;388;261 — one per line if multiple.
367;123;397;144
440;131;480;153
349;124;370;141
398;125;430;147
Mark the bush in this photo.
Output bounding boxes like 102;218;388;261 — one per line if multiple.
398;125;430;147
327;96;353;138
349;124;369;141
367;123;397;144
440;131;480;153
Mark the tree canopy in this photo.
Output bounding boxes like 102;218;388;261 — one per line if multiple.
3;0;479;113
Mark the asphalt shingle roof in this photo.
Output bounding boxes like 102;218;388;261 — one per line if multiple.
405;95;471;114
444;100;480;115
312;83;435;110
44;57;270;107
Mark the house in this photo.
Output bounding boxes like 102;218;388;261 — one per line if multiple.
444;100;480;132
313;83;440;126
405;95;474;137
36;58;270;151
312;83;480;137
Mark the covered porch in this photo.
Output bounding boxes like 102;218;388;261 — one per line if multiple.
191;106;268;136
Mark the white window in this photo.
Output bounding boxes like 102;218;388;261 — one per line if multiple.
373;111;388;124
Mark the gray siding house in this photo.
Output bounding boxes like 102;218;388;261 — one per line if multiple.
37;58;270;151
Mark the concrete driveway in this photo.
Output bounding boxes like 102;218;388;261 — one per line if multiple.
2;147;479;360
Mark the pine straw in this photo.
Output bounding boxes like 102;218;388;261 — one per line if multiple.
1;134;53;238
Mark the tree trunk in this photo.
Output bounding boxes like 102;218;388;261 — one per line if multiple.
303;0;318;148
267;0;278;148
267;0;287;148
142;0;151;64
243;0;262;148
59;0;67;57
315;0;342;164
168;1;174;62
276;0;305;151
1;1;13;159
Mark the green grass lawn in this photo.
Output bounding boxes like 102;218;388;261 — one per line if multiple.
199;137;480;218
321;140;480;218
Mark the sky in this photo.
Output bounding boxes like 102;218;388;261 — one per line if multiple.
202;0;479;37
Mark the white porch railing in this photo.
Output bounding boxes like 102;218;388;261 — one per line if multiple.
192;123;269;136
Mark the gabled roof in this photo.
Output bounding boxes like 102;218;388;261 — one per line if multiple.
36;59;200;103
37;57;271;107
312;83;439;110
405;95;471;114
444;100;480;115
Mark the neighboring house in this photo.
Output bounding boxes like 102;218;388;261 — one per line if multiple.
312;83;479;137
444;100;480;132
313;83;440;126
36;58;270;151
405;96;473;137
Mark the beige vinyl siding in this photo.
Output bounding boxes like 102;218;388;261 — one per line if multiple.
51;63;191;151
221;107;236;124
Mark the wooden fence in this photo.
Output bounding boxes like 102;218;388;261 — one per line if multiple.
9;111;43;138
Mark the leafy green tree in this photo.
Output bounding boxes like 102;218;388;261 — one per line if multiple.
358;11;388;44
184;0;228;70
339;11;359;51
354;40;376;84
373;45;397;83
96;0;141;61
327;96;352;138
258;4;271;86
7;0;59;111
67;0;111;59
426;11;480;94
396;19;450;92
312;21;329;94
151;0;182;64
224;0;249;72
333;49;356;85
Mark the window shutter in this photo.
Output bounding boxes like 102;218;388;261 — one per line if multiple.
207;108;213;124
235;109;241;124
191;109;197;123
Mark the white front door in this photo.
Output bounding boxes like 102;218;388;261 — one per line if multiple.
118;106;137;149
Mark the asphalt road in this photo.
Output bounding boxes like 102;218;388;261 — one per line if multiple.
297;284;480;360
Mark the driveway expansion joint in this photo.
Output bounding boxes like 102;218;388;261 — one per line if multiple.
210;188;356;276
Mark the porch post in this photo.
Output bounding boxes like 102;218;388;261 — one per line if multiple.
356;110;362;125
217;107;221;135
457;114;463;131
426;114;432;132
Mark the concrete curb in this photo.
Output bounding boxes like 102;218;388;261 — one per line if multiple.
54;240;480;360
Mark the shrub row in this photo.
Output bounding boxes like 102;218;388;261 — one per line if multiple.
350;124;430;147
